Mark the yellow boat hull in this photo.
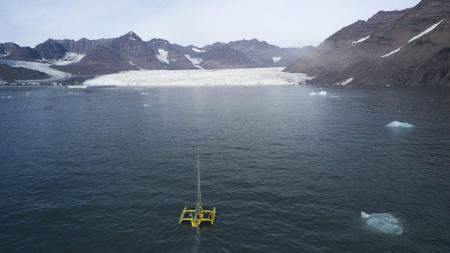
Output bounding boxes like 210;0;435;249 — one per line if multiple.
179;206;216;228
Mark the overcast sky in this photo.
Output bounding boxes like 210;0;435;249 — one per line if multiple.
0;0;420;48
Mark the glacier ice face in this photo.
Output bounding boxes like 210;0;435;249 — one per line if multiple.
84;67;311;87
361;211;403;235
386;121;414;128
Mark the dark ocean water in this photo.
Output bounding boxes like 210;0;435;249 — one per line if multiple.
0;86;449;253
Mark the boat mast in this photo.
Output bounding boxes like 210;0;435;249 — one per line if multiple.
197;154;201;206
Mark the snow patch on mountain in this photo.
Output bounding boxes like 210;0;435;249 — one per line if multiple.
51;52;85;66
272;57;282;63
192;47;205;53
337;77;354;85
156;49;169;64
184;54;203;69
352;35;370;44
381;47;401;58
408;19;445;43
84;67;311;87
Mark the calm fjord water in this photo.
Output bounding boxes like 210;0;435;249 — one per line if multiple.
0;86;449;253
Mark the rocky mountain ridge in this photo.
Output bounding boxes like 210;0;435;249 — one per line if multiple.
285;0;450;86
1;32;311;81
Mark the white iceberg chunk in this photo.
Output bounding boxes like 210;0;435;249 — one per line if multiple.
361;211;403;235
386;121;414;128
381;47;401;58
309;90;327;96
408;19;445;43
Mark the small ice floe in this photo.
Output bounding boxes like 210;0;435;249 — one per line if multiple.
361;211;403;235
386;121;414;128
143;104;149;107
309;90;327;96
1;95;12;99
67;85;87;89
141;92;149;95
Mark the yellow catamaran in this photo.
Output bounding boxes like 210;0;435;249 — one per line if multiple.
179;155;216;228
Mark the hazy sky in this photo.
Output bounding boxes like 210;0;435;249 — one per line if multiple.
0;0;420;48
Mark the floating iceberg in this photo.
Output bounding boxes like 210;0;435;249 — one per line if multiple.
309;90;327;96
361;211;403;235
318;91;327;96
386;121;414;128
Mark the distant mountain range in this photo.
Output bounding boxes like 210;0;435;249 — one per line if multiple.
0;32;310;82
285;0;450;86
1;0;448;86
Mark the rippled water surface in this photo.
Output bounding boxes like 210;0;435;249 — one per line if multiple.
1;86;449;253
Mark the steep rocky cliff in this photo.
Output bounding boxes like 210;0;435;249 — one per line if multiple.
285;0;450;86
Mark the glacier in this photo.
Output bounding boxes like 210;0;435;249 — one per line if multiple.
386;121;414;128
84;67;311;87
361;211;403;235
0;60;71;82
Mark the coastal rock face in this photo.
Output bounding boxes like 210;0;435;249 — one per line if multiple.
285;0;450;86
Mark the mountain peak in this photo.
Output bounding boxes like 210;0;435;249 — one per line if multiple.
120;31;141;41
